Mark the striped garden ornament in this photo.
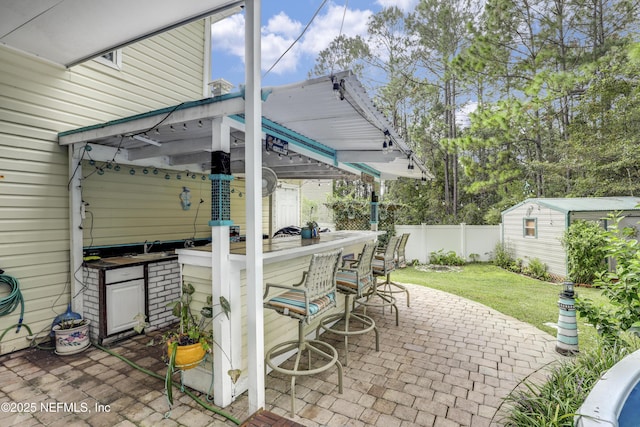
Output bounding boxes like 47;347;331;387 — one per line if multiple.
556;281;579;355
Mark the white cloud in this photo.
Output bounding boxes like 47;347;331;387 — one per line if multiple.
299;4;372;54
265;12;302;37
457;101;478;129
211;13;245;57
210;4;373;77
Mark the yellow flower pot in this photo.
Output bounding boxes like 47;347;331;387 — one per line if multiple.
168;341;206;370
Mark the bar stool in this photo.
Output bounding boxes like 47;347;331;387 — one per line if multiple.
396;233;410;269
316;241;379;366
359;235;401;326
263;249;344;416
378;233;411;307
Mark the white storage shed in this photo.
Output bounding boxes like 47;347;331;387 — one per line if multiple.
501;197;640;279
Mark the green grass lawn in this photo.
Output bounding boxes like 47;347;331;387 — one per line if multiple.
392;263;608;353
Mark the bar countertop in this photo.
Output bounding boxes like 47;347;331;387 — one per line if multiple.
176;230;382;267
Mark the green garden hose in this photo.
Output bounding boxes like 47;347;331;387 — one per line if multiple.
93;343;241;425
0;273;25;333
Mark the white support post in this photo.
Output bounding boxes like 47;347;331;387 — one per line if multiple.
210;118;234;406
69;144;84;314
245;0;266;413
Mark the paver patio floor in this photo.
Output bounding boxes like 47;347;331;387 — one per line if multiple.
0;283;562;426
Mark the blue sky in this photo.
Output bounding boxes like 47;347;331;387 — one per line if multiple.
210;0;420;89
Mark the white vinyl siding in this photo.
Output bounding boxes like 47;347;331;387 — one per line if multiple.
502;202;567;277
0;21;207;355
81;165;215;247
81;171;270;248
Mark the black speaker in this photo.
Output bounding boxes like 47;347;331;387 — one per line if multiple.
211;151;231;175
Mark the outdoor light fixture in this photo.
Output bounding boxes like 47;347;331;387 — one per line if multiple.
383;129;393;150
132;134;162;147
407;156;415;170
331;75;345;101
562;281;575;298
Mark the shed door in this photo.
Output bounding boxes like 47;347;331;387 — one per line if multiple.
274;184;300;231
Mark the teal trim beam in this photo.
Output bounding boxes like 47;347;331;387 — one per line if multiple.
58;93;244;137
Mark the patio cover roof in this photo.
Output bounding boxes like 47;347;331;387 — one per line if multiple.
58;70;433;182
0;0;244;68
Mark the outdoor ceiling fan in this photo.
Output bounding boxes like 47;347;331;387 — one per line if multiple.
262;167;278;197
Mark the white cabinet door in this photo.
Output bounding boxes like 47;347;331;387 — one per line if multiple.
106;279;145;335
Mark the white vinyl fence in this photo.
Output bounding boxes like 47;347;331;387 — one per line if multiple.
395;224;501;264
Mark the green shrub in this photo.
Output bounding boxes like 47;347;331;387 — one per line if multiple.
429;249;466;266
502;339;640;426
503;257;523;274
576;214;640;341
492;242;515;269
523;258;550;281
561;220;607;284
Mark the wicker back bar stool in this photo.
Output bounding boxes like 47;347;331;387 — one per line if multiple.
358;235;401;326
316;240;380;366
263;249;344;416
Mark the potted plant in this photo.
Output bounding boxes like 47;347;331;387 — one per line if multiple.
163;283;233;405
52;315;91;355
302;220;318;239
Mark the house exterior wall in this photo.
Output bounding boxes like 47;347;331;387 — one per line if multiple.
0;21;207;355
501;202;568;278
80;167;267;248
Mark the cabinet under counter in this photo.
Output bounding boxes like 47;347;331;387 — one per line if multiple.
83;256;181;345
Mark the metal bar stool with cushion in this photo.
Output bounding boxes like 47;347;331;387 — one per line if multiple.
359;235;401;326
396;233;410;269
316;241;379;366
263;249;344;416
373;236;409;307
